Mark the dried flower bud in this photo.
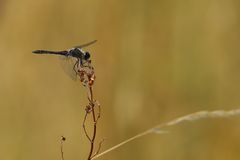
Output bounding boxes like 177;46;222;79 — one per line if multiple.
85;104;92;113
76;60;95;87
61;136;66;141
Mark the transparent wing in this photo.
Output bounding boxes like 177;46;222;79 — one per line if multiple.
74;40;97;48
59;56;78;81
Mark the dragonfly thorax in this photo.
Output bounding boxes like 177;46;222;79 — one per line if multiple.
68;48;91;61
68;48;84;59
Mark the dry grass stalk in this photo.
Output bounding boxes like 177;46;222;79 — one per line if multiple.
92;108;240;159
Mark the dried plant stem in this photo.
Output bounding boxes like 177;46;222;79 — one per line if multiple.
84;86;101;160
92;108;240;159
87;101;96;159
60;136;66;160
60;142;64;160
77;60;102;160
91;138;105;159
83;112;92;142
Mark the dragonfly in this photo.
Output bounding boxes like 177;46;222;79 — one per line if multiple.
32;40;97;80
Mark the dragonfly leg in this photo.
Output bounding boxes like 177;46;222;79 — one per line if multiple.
73;59;80;75
82;60;91;68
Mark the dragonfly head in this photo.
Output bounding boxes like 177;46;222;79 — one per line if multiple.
84;52;91;60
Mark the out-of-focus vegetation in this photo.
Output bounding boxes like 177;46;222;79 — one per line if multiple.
0;0;240;160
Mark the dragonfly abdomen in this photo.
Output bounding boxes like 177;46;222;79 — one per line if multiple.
32;50;68;56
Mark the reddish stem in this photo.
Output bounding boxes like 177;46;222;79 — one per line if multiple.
87;86;98;160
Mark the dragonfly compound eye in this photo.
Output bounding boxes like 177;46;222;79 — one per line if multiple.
84;52;91;60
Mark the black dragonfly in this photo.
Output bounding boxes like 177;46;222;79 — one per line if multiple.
32;40;97;80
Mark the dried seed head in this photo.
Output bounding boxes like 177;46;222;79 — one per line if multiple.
76;60;95;87
61;136;66;141
85;104;92;113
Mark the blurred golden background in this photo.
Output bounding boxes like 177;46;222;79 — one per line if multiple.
0;0;240;160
